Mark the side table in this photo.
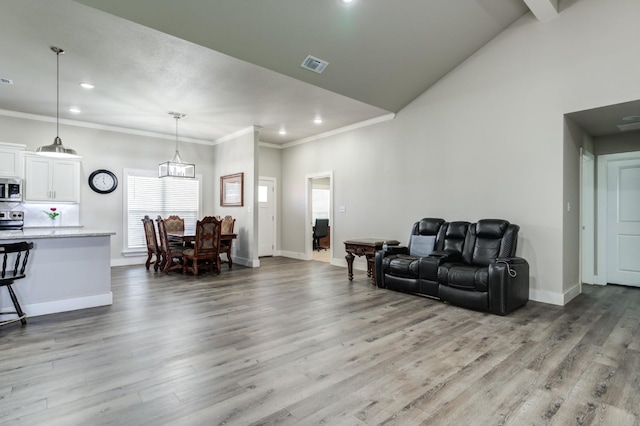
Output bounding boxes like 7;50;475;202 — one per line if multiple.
344;239;400;285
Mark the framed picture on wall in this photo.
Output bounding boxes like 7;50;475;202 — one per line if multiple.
221;173;244;206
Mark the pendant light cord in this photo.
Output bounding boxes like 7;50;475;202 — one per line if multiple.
56;49;60;138
175;115;179;152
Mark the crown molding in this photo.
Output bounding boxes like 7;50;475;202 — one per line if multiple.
0;108;218;146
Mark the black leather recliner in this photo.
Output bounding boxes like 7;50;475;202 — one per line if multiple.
437;219;528;315
375;218;445;296
375;218;529;316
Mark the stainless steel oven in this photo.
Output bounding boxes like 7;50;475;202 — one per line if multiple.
0;210;24;230
0;177;22;202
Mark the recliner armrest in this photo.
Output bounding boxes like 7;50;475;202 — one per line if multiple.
383;245;409;256
429;250;463;262
494;257;527;265
418;250;462;282
375;247;407;288
488;257;530;315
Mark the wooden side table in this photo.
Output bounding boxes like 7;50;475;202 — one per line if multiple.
344;239;400;285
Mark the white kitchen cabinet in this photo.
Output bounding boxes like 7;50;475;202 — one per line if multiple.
24;154;81;202
0;142;26;178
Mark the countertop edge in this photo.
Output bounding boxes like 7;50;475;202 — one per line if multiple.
0;229;116;240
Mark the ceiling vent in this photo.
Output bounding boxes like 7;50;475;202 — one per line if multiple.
0;77;13;85
617;122;640;132
301;55;329;74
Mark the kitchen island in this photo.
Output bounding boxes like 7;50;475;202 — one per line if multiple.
0;228;115;318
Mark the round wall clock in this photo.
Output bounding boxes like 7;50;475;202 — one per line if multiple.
88;169;118;194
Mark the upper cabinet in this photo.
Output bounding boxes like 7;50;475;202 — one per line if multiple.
0;142;26;178
24;154;81;202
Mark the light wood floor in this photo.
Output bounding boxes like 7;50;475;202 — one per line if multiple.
1;257;640;425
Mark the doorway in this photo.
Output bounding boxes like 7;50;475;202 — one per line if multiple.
258;177;276;257
306;172;333;263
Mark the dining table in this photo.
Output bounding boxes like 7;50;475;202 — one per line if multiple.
167;230;238;266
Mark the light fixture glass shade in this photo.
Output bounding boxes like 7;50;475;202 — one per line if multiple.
158;152;196;178
36;136;78;157
159;112;195;178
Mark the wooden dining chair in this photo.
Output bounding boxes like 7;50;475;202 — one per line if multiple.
156;216;185;274
141;215;161;271
164;215;185;232
219;215;236;269
182;216;222;276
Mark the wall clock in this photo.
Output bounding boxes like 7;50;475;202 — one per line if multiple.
88;169;118;194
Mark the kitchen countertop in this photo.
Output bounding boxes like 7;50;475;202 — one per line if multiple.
0;228;115;240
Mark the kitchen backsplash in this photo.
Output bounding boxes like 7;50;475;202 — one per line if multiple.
1;203;80;227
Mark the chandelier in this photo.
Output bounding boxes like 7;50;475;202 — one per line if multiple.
158;112;195;178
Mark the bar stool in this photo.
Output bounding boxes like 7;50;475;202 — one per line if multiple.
0;241;34;326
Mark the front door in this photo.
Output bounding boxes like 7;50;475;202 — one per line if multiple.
258;179;275;257
607;155;640;286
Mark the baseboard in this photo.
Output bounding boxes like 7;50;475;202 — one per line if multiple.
2;293;114;318
280;251;309;260
563;283;582;304
233;256;258;268
529;283;581;306
112;256;146;267
331;257;368;271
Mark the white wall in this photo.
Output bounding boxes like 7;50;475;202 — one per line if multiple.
279;0;640;305
212;127;259;266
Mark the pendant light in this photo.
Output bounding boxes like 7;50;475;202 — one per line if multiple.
158;112;195;178
36;46;78;157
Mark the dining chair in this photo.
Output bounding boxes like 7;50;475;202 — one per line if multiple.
164;215;185;232
156;216;185;274
0;241;34;326
219;215;236;269
141;215;161;271
183;216;222;276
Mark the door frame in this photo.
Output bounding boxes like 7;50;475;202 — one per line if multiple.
580;148;595;285
596;151;640;285
258;176;277;257
305;171;333;261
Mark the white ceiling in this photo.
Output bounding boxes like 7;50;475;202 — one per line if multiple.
1;0;547;145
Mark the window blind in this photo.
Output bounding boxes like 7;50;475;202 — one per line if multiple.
126;170;200;250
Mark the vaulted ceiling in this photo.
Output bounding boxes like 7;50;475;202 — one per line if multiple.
0;0;569;145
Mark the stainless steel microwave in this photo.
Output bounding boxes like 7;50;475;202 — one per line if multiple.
0;177;22;202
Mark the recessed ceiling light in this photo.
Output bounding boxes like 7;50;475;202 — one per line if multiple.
279;129;287;135
80;82;95;89
68;107;81;113
621;115;640;122
342;0;353;3
314;117;323;124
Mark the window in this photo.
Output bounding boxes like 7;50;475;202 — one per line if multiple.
124;169;201;252
258;185;268;203
312;188;330;223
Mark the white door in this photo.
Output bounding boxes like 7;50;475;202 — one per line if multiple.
607;157;640;286
258;179;275;257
